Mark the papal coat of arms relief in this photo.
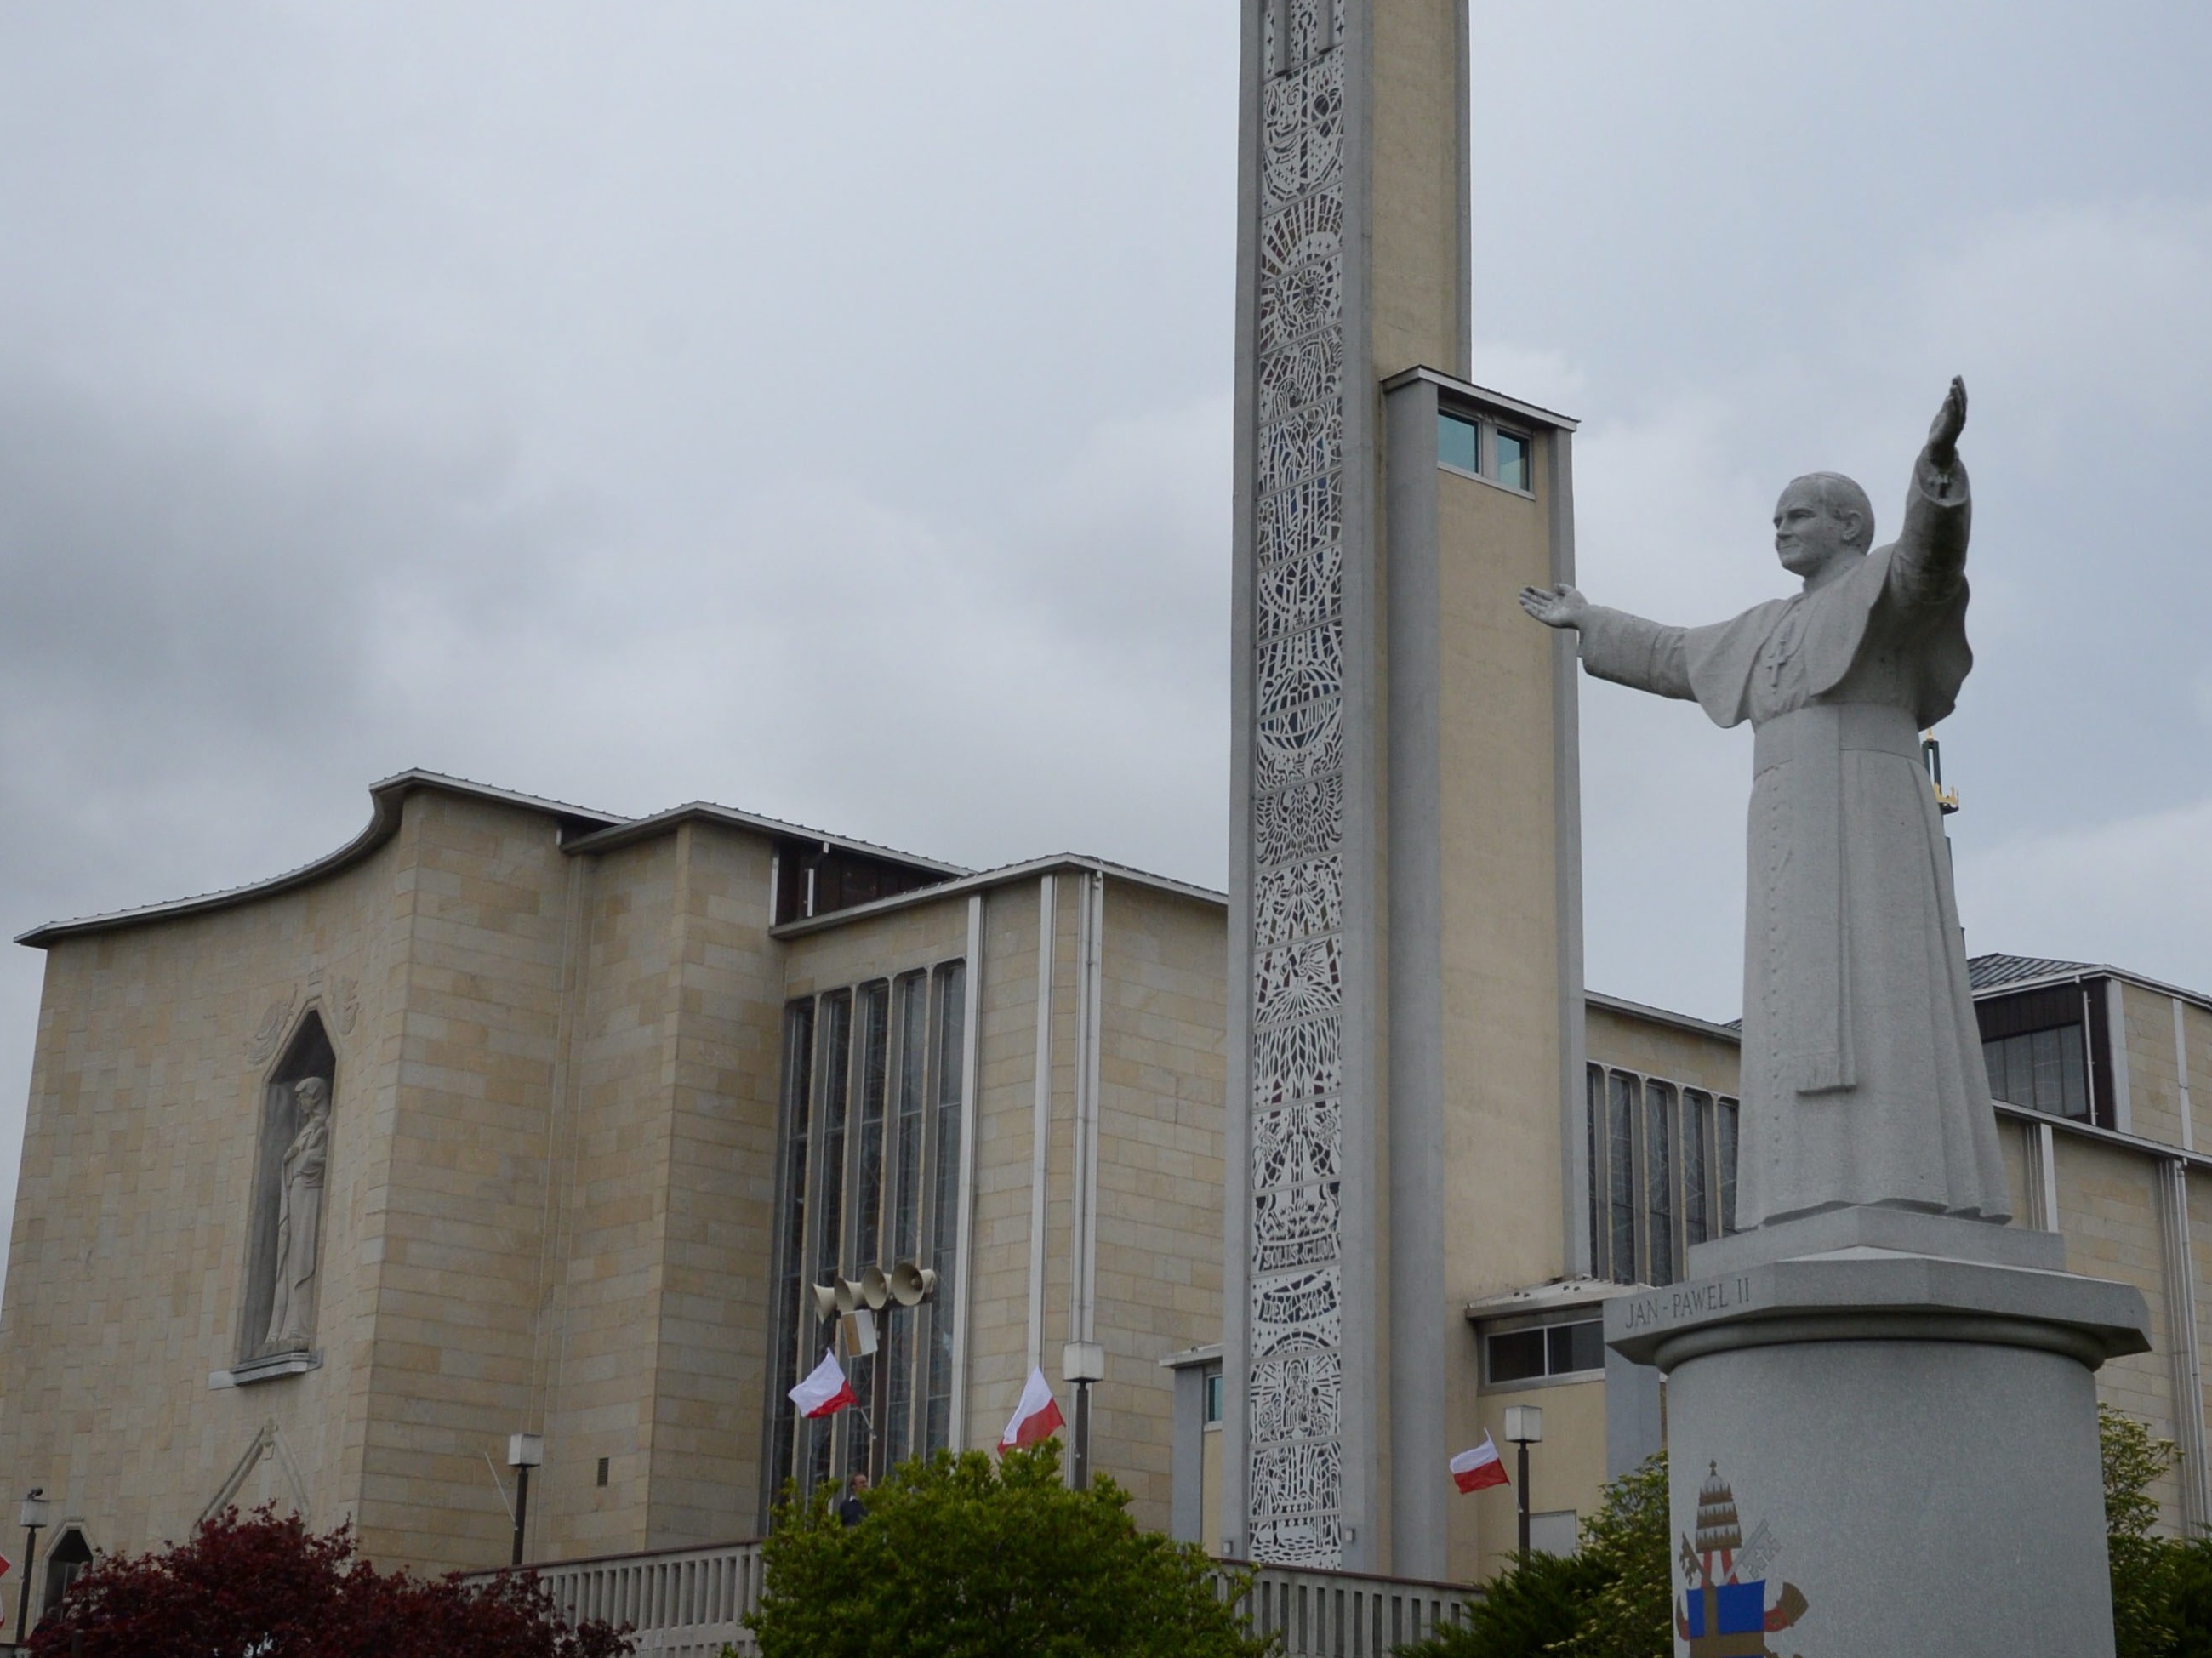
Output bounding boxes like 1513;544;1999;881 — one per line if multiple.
1676;1463;1809;1658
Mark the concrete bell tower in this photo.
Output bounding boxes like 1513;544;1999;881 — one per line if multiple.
1223;0;1586;1579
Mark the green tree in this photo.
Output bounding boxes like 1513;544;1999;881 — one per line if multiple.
1559;1454;1671;1658
2103;1403;2180;1658
744;1443;1274;1658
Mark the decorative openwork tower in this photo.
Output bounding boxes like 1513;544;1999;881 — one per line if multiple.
1225;0;1585;1575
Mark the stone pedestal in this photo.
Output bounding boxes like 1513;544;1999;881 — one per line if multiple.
1608;1207;2149;1657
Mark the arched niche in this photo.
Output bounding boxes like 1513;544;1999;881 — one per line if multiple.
42;1525;93;1621
238;1011;337;1366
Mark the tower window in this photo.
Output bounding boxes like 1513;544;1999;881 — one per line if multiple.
1438;411;1480;475
1496;430;1531;492
596;1456;610;1488
1438;407;1536;496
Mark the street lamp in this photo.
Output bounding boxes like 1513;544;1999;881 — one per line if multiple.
1063;1342;1105;1490
15;1488;49;1644
506;1435;544;1567
1503;1406;1543;1567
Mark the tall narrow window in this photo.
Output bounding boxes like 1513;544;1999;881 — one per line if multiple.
1495;430;1531;492
807;991;852;1495
767;1000;815;1501
925;960;968;1452
1607;1071;1638;1283
884;972;929;1467
1682;1089;1713;1247
1439;410;1479;474
1644;1081;1676;1286
847;982;891;1476
1586;1066;1605;1277
1717;1096;1741;1234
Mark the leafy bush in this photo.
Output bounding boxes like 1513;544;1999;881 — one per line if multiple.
25;1504;631;1658
1404;1409;2188;1658
1393;1550;1604;1658
2168;1534;2212;1658
746;1442;1271;1658
1394;1454;1669;1658
2105;1404;2181;1658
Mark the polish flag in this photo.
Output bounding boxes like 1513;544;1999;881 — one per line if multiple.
998;1366;1068;1452
1451;1433;1510;1494
790;1350;858;1419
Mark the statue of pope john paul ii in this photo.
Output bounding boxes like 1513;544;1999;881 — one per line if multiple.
1521;378;2010;1230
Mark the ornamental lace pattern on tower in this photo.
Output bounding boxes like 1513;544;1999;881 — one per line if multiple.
1247;0;1346;1569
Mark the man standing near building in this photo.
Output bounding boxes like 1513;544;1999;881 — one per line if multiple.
838;1472;869;1528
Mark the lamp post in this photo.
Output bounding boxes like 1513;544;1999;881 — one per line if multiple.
506;1434;544;1567
1062;1342;1105;1490
15;1488;49;1645
1503;1405;1543;1567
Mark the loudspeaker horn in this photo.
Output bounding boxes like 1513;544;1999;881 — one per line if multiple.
889;1262;938;1307
810;1282;840;1322
834;1276;865;1315
859;1266;890;1311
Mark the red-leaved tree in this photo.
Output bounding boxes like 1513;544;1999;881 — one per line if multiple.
26;1506;632;1658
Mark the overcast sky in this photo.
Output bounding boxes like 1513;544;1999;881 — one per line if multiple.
1;4;2207;1283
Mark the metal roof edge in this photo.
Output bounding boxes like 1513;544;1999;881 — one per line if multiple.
1379;364;1581;431
1994;1097;2212;1171
1463;1275;1635;1319
562;801;969;875
1972;961;2212;1014
15;768;625;948
768;852;1226;938
1159;1342;1224;1370
1585;989;1743;1045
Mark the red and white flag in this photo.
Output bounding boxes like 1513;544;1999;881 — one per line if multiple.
998;1365;1067;1452
1450;1433;1510;1494
790;1349;858;1419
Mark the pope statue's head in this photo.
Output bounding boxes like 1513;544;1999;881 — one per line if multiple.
1773;471;1874;581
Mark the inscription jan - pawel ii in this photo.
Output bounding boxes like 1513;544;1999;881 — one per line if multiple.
1618;1276;1757;1334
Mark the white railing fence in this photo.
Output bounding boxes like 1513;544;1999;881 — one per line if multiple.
465;1541;1479;1657
479;1539;765;1657
1225;1563;1479;1655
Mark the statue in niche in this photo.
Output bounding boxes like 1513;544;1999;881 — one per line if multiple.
263;1075;333;1351
1520;378;2010;1230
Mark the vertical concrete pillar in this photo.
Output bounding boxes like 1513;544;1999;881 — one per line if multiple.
1226;0;1581;1579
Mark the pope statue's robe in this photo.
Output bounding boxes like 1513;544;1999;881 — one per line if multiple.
1577;459;2010;1228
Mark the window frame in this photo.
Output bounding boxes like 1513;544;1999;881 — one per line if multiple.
1478;1313;1609;1390
1587;1064;1740;1286
764;957;971;1519
1435;402;1537;499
